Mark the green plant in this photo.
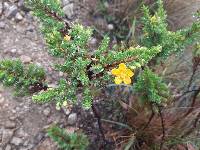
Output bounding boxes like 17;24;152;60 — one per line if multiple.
135;68;169;105
0;0;199;149
141;0;200;58
47;125;89;150
0;59;46;95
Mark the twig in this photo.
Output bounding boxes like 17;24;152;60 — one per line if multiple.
183;86;200;117
174;87;200;101
158;105;165;150
187;67;198;90
141;104;155;130
91;103;106;144
101;119;133;131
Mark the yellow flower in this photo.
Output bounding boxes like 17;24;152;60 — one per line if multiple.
144;32;149;37
150;15;157;24
111;63;134;85
62;101;68;107
64;35;71;41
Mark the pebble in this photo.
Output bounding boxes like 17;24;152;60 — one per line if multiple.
20;55;32;63
2;129;14;144
89;38;97;46
62;0;71;6
43;107;51;116
0;95;5;104
107;24;114;30
0;22;6;29
15;12;23;21
34;132;45;144
10;48;17;54
5;5;18;19
62;107;70;116
4;120;16;129
59;71;64;77
63;3;74;19
16;128;28;138
11;137;23;146
67;113;77;125
5;145;12;150
18;0;30;12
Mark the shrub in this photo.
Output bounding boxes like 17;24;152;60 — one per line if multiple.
0;0;199;149
47;125;89;150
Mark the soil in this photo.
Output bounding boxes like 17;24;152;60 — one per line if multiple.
0;0;200;150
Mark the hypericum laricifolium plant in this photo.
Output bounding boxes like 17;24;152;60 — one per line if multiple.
0;0;200;149
0;0;199;110
47;125;89;150
0;59;46;95
135;68;169;105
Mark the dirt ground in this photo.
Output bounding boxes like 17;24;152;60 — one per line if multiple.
0;0;200;150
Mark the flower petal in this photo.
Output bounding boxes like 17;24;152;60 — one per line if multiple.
111;68;120;76
119;63;126;70
126;69;134;77
114;77;122;84
64;35;71;41
123;77;131;85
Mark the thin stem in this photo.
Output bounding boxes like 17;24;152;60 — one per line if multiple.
183;86;200;117
158;105;165;150
101;119;133;131
91;104;106;144
141;104;155;130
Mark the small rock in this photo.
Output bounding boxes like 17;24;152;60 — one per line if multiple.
18;0;30;12
10;48;17;54
104;2;109;8
59;71;64;77
23;140;29;146
62;0;71;6
26;25;34;32
5;5;18;19
5;145;12;150
15;12;23;21
34;132;45;144
67;113;77;125
62;107;70;116
20;55;32;63
63;3;74;19
107;24;114;30
43;107;51;116
16;128;28;138
4;120;16;129
89;38;97;46
0;95;5;104
11;137;23;146
0;22;6;29
2;129;14;144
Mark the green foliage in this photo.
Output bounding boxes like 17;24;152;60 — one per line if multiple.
25;0;66;57
0;59;46;95
135;68;169;104
6;0;198;111
47;125;89;150
141;0;200;58
193;42;200;57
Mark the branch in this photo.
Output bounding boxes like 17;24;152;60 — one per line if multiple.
141;104;155;130
158;105;165;150
91;103;106;144
183;86;200;117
